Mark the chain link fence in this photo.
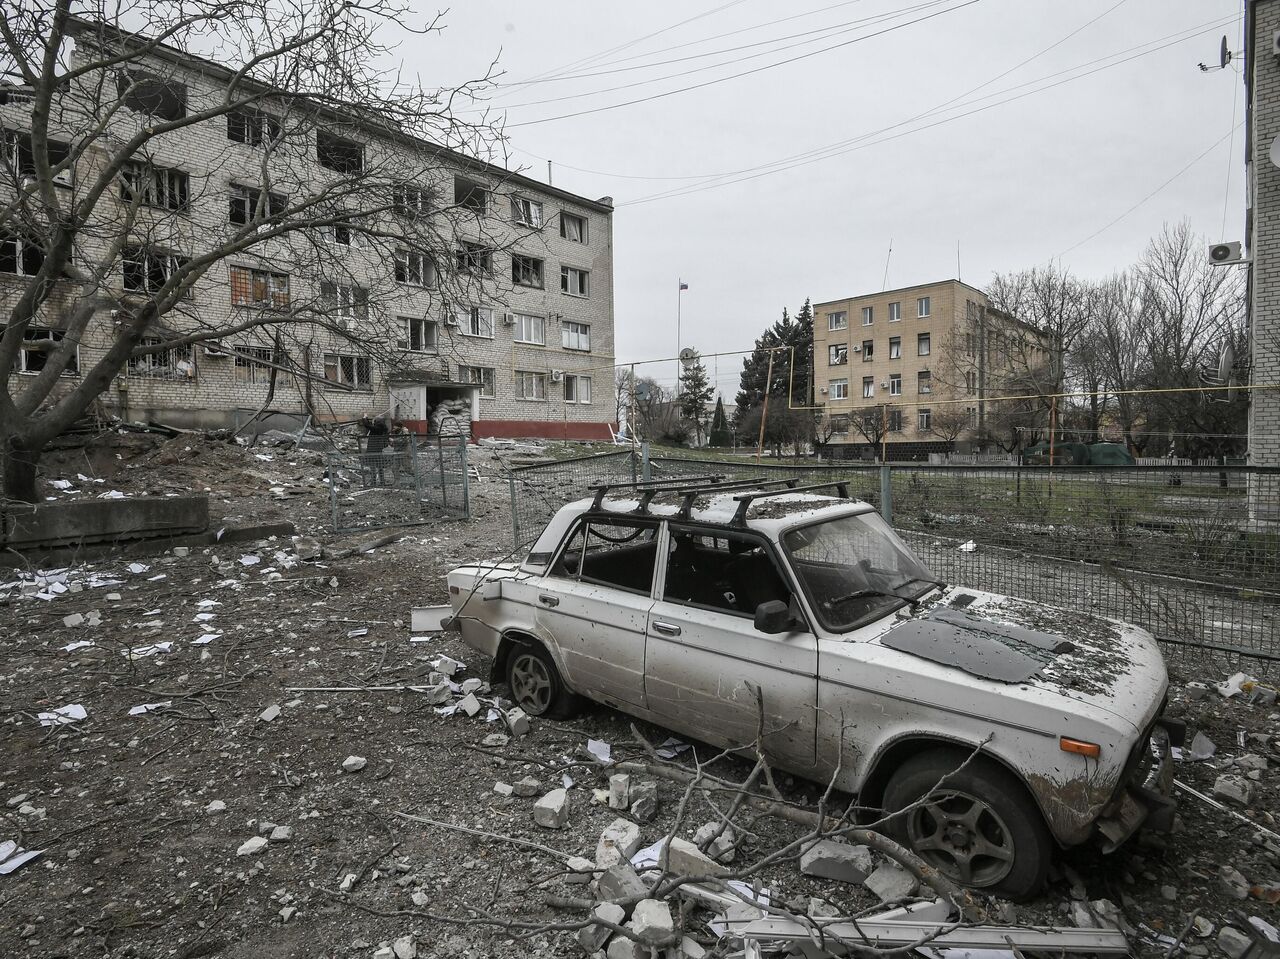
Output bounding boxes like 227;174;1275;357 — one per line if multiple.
509;447;1280;665
509;449;638;545
328;435;469;533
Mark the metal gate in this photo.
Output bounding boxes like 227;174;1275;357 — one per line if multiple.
328;435;469;533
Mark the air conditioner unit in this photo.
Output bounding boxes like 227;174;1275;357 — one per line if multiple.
551;369;564;382
203;344;228;357
850;345;862;352
880;382;890;389
819;386;829;394
443;315;459;327
502;313;515;326
1209;241;1243;265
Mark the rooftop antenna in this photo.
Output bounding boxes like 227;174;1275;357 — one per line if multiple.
956;240;962;282
881;238;893;292
1198;35;1235;72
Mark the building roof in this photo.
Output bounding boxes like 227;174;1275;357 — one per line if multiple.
814;278;989;310
63;16;615;214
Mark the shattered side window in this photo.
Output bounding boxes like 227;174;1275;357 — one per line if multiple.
549;519;658;596
662;526;792;617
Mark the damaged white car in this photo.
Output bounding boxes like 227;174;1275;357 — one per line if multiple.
446;478;1181;899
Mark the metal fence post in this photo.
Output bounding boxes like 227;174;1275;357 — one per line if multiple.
880;463;893;525
509;474;520;545
641;441;651;482
459;436;471;520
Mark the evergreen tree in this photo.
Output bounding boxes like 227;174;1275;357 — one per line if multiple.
708;396;732;447
679;351;715;445
734;300;815;435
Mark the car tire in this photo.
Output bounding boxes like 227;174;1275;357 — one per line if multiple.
881;749;1051;901
505;641;581;719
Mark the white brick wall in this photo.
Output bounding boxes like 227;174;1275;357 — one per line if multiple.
1250;0;1280;469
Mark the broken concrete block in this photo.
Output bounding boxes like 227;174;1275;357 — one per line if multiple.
807;897;840;919
433;655;464;677
205;800;226;815
629;899;673;944
506;707;531;736
257;821;278;837
605;936;646;959
269;825;293;843
629;781;658;822
566;856;595;884
1184;681;1211;701
482;732;509;748
461;678;484;695
278;905;296;923
863;861;918;902
236;836;269;856
676;936;707;958
1213;774;1255;806
292;536;323;560
63;613;84;628
1217;927;1252;959
339;873;357;892
258;704;281;723
1218;865;1250;900
420;684;452;705
342;755;367;773
533;788;569;829
494;782;514;798
512;776;540;797
456;693;482;717
608;774;631;810
578;902;625;953
800;839;873;884
392;935;417;959
411;891;429;907
596;818;643;869
1235;753;1269;773
661;837;729;879
597;863;648;904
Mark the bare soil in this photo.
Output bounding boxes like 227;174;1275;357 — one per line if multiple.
1;433;1277;958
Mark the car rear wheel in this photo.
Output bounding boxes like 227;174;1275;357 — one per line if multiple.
882;750;1051;900
505;642;580;719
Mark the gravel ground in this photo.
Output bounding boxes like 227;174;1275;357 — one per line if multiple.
0;433;1277;959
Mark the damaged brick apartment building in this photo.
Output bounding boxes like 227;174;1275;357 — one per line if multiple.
1;19;617;441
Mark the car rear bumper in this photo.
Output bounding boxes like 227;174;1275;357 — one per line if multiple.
1095;715;1182;853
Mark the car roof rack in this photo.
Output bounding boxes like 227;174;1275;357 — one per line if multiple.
586;474;725;511
660;477;799;519
731;480;851;525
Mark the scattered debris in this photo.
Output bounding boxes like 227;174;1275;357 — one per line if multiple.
342;756;367;773
37;703;87;727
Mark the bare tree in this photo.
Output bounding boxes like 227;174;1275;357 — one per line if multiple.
0;1;513;501
927;405;969;453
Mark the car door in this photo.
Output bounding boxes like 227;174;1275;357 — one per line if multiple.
535;516;659;711
643;523;818;767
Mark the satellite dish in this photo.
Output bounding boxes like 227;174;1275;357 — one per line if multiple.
1221;35;1232;70
1218;341;1234;384
679;347;698;368
1269;135;1280;170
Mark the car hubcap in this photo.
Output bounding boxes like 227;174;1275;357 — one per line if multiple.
510;653;552;714
906;790;1015;887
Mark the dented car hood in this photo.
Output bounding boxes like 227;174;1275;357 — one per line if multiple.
873;587;1167;730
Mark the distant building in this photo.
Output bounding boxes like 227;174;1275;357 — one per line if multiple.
812;279;1050;459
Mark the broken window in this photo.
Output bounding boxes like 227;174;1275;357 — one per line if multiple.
228;184;286;225
862;340;874;361
227;108;281;147
121;161;189;211
395;250;433;286
828;343;848;365
320;282;368;322
918;370;932;394
393;185;430;219
0;231;45;276
129;336;194;379
117;71;186;120
318;219;361;247
560;265;589;297
3;326;78;375
316;130;363;174
450;305;493;338
511;195;543;227
454;177;488;212
662;526;792;617
230;266;290;308
458;364;495;396
399;316;438;353
456;242;492;274
515;370;547;400
2;129;72;184
552;519;659;595
123;245;189;295
559;211;587;243
234;345;273;384
512;254;544;288
323;352;372;389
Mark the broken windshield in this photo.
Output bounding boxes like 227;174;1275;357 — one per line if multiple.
782;511;941;632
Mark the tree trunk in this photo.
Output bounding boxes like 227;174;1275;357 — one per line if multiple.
3;434;40;504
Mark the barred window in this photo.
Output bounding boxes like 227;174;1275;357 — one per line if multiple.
129;336;194;379
3;326;78;375
515;370;547;400
121;162;189;211
234;345;273;384
230;266;290;308
323;352;372;388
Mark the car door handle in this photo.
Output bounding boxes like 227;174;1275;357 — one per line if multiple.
538;594;559;608
651;621;681;636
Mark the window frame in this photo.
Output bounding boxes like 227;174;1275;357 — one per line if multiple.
511;195;544;228
513;312;546;345
862;376;874;399
660;522;798;621
917;296;931;318
322;351;373;390
511;254;545;289
400;316;438;354
228;183;286;225
564;373;592;404
227;108;280;147
828;343;848;366
394;249;434;287
6;326;79;375
917;332;931;357
454;177;489;213
560;265;590;297
827;311;848;332
889;373;902;396
123;245;190;296
888;301;902;322
861;340;874;361
128;336;194;380
457;242;493;275
918;408;932;432
0;231;46;277
888;336;902;360
230;265;290;309
233;344;274;384
316;129;364;174
562;321;591;352
459;364;496;398
559;211;588;243
117;70;187;120
453;305;494;339
917;370;932;394
861;306;873;326
392;184;430;219
120;161;189;212
829;378;849;400
515;369;548;401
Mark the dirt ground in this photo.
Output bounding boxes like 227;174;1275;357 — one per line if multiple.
1;433;1277;958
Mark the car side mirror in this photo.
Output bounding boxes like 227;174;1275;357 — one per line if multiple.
754;600;797;634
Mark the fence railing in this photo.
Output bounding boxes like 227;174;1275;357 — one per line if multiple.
508;448;1280;665
328;435;469;532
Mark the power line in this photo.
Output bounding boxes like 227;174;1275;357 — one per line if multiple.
506;0;983;129
615;16;1240;207
1220;16;1243;240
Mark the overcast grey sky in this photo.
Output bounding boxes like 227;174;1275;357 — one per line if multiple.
406;0;1245;399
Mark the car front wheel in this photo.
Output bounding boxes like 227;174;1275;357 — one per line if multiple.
505;642;580;719
881;750;1051;900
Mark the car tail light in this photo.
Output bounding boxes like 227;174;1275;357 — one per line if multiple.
1060;737;1101;759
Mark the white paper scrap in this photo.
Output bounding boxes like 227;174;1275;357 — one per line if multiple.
586;739;613;765
193;633;222;645
38;703;87;726
127;563;150;574
128;701;171;716
958;540;977;552
193;612;217;622
126;642;173;658
62;640;95;652
239;555;261;567
0;840;44;875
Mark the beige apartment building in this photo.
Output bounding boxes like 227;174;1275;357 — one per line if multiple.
1;20;616;441
813;279;1049;459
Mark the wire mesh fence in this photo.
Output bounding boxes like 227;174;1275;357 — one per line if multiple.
509;449;638;545
328;435;469;533
510;447;1280;664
